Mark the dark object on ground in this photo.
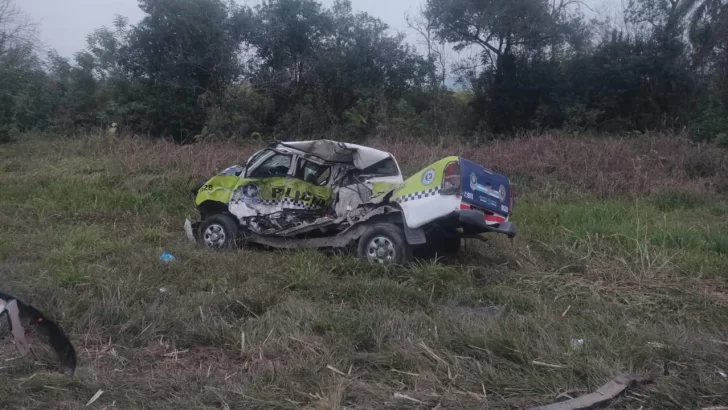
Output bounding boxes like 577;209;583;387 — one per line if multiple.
0;292;77;376
528;373;636;410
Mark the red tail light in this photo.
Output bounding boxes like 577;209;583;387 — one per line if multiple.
442;161;461;194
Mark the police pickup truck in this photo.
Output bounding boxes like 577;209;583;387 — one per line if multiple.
185;140;515;265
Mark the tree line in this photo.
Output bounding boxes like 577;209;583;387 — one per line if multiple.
0;0;726;143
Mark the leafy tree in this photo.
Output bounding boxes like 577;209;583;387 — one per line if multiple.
121;0;244;140
0;0;726;141
0;0;43;141
424;0;590;132
238;0;429;137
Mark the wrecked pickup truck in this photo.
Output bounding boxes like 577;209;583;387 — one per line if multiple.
185;140;515;264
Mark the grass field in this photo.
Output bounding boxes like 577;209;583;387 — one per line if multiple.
1;133;727;409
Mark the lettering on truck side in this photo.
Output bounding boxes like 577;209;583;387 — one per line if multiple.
270;187;329;208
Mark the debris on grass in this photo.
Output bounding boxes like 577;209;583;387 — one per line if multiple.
4;300;30;356
160;251;176;263
86;389;104;406
570;338;585;351
0;292;77;376
527;373;636;410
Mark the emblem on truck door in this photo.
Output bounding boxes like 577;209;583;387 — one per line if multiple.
469;173;478;190
237;183;261;205
422;169;436;186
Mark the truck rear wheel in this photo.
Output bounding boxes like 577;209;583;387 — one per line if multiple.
198;214;240;249
357;223;412;266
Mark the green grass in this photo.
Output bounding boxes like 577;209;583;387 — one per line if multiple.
516;198;728;276
1;135;727;409
651;191;711;212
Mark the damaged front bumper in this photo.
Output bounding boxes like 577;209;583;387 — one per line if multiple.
185;219;200;244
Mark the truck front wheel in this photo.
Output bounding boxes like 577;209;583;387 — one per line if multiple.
198;214;240;249
357;223;412;266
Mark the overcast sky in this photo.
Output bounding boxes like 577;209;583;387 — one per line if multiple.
19;0;624;58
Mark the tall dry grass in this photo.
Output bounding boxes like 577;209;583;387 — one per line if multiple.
370;132;728;200
46;131;725;194
67;131;728;201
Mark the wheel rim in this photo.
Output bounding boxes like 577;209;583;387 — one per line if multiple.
366;236;396;264
203;224;226;248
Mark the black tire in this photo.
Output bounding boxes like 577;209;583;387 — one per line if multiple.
357;223;412;265
198;214;240;249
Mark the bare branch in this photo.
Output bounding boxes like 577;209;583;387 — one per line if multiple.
0;0;39;57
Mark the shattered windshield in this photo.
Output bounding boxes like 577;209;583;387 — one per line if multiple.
248;153;292;178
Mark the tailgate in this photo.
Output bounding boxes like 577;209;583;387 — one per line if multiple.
459;158;511;216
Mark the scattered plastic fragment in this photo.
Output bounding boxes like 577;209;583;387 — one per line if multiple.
528;373;636;410
570;338;585;350
160;251;176;263
6;300;30;356
0;291;77;376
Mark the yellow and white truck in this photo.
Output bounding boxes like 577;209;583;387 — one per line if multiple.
185;140;516;264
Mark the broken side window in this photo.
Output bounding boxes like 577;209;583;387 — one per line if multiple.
296;159;331;186
248;154;292;178
360;157;399;177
